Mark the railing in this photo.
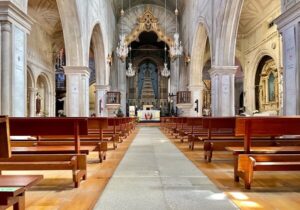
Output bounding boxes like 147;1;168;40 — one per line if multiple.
177;91;191;104
106;92;121;104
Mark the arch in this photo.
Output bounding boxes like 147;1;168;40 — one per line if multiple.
36;73;51;116
56;0;83;66
120;4;177;48
190;19;211;87
27;67;34;88
254;55;279;113
26;67;35;117
214;0;244;66
88;23;106;85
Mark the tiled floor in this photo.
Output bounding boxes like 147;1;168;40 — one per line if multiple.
94;127;238;210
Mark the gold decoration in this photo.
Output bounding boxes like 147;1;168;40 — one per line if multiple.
125;6;173;47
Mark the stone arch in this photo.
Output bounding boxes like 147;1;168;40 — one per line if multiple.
26;67;35;116
214;0;243;66
56;0;83;66
254;55;279;113
36;73;51;116
190;20;211;87
243;50;278;113
88;23;106;85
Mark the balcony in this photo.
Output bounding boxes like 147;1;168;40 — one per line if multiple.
177;91;191;104
106;92;121;104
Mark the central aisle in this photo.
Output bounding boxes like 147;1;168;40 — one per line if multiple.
94;127;238;210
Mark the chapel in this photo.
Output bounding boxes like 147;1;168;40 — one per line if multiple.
0;0;300;209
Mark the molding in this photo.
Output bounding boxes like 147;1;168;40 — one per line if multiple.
274;1;300;30
210;66;238;76
63;66;90;75
243;31;279;55
94;84;110;90
27;59;54;75
0;0;33;33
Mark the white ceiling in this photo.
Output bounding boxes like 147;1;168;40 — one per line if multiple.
238;0;281;35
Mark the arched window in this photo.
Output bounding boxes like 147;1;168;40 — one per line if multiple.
268;72;275;102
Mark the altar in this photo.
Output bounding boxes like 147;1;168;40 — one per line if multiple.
137;107;160;122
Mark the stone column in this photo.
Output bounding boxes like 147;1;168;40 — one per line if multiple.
170;60;180;114
0;2;31;116
170;60;179;96
95;84;109;117
188;84;203;116
275;3;300;115
209;66;237;116
117;60;126;114
28;87;37;117
64;66;90;117
1;22;12;115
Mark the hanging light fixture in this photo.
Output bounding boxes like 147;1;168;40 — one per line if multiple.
170;0;183;59
116;0;128;62
162;0;170;78
126;46;135;77
126;0;135;77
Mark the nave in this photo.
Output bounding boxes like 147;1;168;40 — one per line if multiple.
94;127;237;210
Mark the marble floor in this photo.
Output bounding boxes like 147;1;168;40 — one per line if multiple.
94;127;238;210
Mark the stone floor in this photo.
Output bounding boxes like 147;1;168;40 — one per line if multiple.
94;127;238;210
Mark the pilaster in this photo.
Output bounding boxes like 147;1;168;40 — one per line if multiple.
274;2;300;115
209;66;237;116
0;1;32;116
64;66;90;117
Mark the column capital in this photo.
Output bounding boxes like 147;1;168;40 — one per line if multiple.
1;21;11;32
94;84;110;91
0;1;32;33
63;66;90;76
209;66;238;77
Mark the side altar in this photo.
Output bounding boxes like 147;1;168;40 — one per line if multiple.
137;105;160;122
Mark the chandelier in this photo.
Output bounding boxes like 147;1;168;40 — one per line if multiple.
161;63;170;77
126;62;135;77
116;0;128;62
170;0;183;59
126;0;135;77
162;0;170;78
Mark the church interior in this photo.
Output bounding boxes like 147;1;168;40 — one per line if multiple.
1;0;300;209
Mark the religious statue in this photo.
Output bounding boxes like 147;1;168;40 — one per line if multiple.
36;92;41;114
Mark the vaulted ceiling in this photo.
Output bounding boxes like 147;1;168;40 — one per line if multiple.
238;0;281;35
111;0;184;17
28;0;63;50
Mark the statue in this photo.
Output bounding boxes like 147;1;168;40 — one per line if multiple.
36;92;41;114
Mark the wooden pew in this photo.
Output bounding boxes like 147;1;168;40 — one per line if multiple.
10;117;109;162
0;116;43;209
1;117;89;187
0;175;43;210
238;154;300;189
0;116;11;158
186;117;207;149
230;117;300;189
200;117;277;162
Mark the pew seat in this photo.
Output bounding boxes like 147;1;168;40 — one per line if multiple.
237;154;300;189
0;175;43;210
227;146;300;189
0;154;86;188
